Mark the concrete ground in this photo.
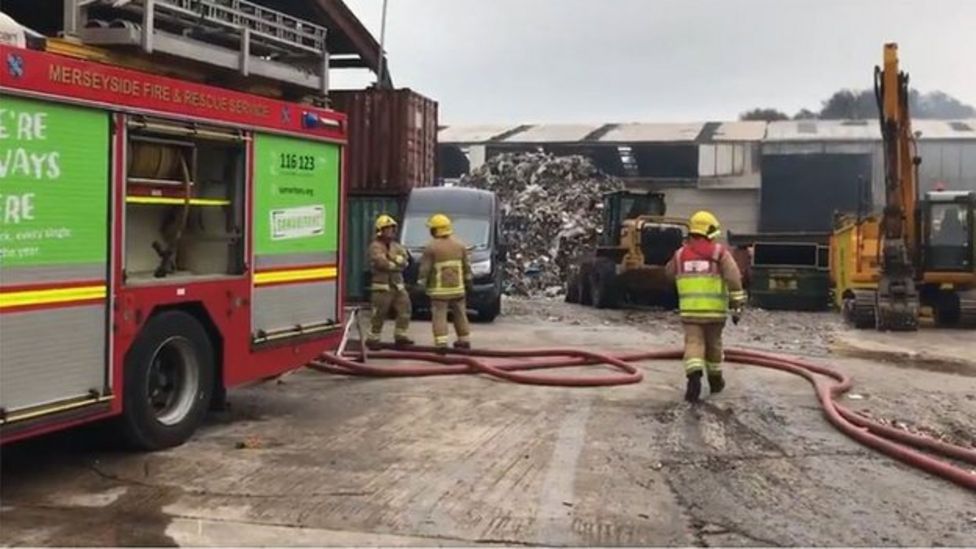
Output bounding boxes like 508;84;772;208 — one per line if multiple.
2;299;975;546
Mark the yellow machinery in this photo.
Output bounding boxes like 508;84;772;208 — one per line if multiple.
566;191;688;309
831;44;976;329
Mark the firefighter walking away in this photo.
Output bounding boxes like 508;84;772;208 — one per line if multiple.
418;213;474;352
666;210;746;402
367;214;413;349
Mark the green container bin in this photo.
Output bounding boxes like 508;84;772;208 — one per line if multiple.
750;266;830;311
749;242;830;311
344;195;403;303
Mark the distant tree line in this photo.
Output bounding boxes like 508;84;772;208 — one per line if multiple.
740;89;976;121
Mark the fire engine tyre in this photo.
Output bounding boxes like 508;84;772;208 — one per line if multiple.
590;259;618;309
121;311;215;451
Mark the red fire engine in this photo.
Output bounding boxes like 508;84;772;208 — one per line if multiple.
0;41;346;449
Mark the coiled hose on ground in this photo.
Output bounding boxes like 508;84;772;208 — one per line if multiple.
307;345;976;491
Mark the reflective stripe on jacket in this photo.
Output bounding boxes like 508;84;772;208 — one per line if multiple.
418;236;472;300
673;243;729;320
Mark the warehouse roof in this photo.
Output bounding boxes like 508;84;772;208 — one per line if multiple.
764;119;976;142
711;121;768;141
913;119;976;140
438;125;520;144
598;122;705;143
503;124;603;143
439;119;976;145
763;120;880;141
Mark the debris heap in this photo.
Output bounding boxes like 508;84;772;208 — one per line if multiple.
460;152;624;296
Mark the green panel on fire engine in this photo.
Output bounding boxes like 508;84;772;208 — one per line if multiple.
0;96;109;269
253;134;339;257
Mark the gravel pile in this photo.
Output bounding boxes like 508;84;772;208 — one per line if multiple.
460;153;624;296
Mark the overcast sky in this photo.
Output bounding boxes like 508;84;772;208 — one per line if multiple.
338;0;976;124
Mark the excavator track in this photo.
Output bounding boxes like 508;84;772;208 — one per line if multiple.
843;289;877;329
957;290;976;329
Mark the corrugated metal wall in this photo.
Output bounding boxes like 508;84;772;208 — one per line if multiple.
661;188;759;236
330;89;438;195
344;195;403;302
917;141;976;193
698;143;762;189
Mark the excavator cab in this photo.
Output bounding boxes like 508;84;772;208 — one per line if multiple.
920;191;975;273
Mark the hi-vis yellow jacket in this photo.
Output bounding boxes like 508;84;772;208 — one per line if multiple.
666;240;745;322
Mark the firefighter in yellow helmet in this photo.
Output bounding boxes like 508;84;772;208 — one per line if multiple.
367;214;413;349
665;210;746;402
417;213;473;351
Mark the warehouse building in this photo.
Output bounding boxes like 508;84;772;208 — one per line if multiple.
437;121;765;235
761;120;883;232
762;119;976;232
439;119;976;235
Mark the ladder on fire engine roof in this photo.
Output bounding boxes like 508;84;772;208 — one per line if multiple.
67;0;330;94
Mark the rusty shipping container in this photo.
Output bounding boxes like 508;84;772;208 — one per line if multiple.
330;89;438;195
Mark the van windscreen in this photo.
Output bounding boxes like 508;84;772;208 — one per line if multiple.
402;216;490;249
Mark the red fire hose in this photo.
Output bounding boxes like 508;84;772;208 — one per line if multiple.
307;345;976;491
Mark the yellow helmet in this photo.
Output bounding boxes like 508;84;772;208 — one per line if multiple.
426;213;453;237
375;214;397;232
689;210;721;240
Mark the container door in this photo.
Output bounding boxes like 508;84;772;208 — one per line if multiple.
250;133;341;342
0;97;111;420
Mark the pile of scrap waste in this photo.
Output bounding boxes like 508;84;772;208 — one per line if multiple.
460;152;624;297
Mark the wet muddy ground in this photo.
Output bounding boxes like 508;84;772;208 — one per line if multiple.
2;299;975;546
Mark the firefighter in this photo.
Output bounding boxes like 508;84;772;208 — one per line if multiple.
417;213;473;351
666;210;746;402
367;214;413;349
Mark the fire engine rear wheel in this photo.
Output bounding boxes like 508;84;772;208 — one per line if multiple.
121;311;215;451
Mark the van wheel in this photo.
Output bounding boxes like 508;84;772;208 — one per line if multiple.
121;311;215;451
479;295;501;322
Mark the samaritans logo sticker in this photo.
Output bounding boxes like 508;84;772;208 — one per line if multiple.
253;133;339;255
271;205;325;240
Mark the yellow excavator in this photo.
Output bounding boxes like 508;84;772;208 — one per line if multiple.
830;43;976;330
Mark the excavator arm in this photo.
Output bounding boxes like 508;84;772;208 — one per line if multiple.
874;43;920;330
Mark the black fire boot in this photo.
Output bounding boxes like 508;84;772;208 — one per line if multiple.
394;336;415;348
365;339;382;351
435;345;449;355
453;341;471;350
708;373;725;395
684;371;703;403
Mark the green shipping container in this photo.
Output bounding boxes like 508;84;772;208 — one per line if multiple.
344;195;403;302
